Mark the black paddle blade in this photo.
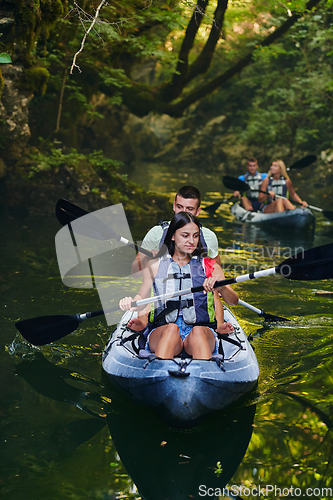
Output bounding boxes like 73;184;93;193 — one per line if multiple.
223;176;248;193
56;199;119;241
260;311;290;322
323;210;333;222
288;155;317;170
203;196;238;213
56;199;88;225
15;314;81;346
202;201;223;214
276;243;333;281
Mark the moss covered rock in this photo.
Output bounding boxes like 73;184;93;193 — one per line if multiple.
20;67;50;95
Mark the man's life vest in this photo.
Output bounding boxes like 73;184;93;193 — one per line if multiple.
148;255;216;327
267;176;288;204
244;172;264;200
159;220;208;255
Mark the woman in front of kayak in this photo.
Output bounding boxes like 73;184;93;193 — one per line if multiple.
119;211;238;360
258;160;308;213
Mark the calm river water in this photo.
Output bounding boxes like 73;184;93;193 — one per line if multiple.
1;163;333;499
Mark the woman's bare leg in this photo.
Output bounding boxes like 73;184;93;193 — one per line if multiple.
264;198;295;213
184;326;216;360
149;324;183;359
264;199;284;213
282;198;295;210
241;197;254;211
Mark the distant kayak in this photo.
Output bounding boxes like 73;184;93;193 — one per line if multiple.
230;202;315;230
102;307;259;427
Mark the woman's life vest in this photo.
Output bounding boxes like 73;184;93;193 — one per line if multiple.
148;255;216;328
159;221;208;255
244;172;264;200
267;176;288;204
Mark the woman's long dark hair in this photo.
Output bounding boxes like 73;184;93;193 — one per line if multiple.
155;211;203;259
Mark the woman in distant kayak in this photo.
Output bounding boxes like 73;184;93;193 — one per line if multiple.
119;211;238;360
258;160;308;213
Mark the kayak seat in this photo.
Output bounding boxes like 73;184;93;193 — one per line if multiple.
122;326;193;360
138;347;192;360
122;326;244;361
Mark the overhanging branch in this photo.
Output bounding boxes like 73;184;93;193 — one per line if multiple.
185;0;228;84
162;0;209;101
165;0;323;117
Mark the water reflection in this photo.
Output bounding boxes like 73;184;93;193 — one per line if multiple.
106;390;256;500
230;221;315;249
9;306;333;498
15;353;106;420
2;196;333;499
14;352;256;500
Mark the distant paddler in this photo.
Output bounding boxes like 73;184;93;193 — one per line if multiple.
233;157;267;212
258;160;308;213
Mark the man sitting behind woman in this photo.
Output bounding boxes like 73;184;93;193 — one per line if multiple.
119;212;238;360
258;159;308;213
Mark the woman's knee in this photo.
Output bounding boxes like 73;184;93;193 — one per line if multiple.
187;326;209;341
189;325;201;335
162;324;181;341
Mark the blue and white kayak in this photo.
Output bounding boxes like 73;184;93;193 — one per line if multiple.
102;307;259;426
230;202;315;230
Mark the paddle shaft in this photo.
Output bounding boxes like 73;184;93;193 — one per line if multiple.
237;183;306;206
234;179;318;211
269;193;322;212
16;241;333;343
78;267;278;321
118;236;152;256
237;299;289;321
238;299;262;315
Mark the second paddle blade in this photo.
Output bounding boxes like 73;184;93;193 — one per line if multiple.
223;175;245;192
261;311;289;322
202;201;223;214
288;155;317;170
15;314;81;345
276;243;333;281
56;199;88;225
323;210;333;221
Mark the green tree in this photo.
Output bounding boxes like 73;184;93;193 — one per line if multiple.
62;0;325;117
10;0;325;120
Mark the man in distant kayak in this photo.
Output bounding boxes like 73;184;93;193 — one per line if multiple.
233;157;267;211
131;185;221;274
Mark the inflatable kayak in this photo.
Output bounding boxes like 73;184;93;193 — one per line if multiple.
230;202;315;230
102;307;259;426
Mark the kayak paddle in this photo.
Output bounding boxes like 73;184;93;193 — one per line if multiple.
286;154;317;171
56;199;288;322
202;200;231;215
222;176;333;221
238;299;289;322
15;243;333;345
56;199;152;256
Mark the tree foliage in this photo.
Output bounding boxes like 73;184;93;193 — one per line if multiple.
2;0;332;170
6;0;327;118
60;0;325;117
